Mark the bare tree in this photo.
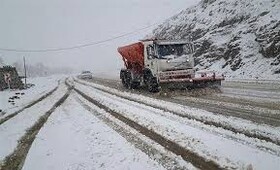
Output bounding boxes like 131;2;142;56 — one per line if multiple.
12;61;24;75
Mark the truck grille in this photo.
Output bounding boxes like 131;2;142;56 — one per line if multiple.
158;70;194;82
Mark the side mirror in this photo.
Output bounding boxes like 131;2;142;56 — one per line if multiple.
147;45;156;59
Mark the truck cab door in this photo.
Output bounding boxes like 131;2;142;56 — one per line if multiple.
146;45;158;77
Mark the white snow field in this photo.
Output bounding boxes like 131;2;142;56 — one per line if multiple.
0;75;65;118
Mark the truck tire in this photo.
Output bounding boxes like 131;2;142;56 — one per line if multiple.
125;72;132;89
122;70;138;89
143;69;159;93
121;69;140;90
131;82;140;89
127;79;140;89
120;70;128;88
147;76;160;93
120;69;133;89
121;76;127;88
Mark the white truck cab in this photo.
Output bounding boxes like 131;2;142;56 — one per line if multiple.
142;39;195;83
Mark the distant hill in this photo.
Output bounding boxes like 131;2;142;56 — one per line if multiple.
150;0;280;79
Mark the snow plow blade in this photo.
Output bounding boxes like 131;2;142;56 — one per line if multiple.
159;71;224;89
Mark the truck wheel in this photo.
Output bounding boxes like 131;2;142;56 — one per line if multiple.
128;80;140;90
131;82;140;89
121;76;126;88
125;73;133;89
120;70;128;88
127;80;133;89
126;73;132;89
147;76;159;93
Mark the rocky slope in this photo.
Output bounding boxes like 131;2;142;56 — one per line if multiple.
150;0;280;79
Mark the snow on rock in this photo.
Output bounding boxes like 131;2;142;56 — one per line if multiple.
22;96;164;170
150;0;280;79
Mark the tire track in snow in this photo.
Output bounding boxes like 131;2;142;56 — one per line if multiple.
222;87;280;101
77;77;280;126
0;82;72;170
171;97;280;127
201;94;280;111
75;79;280;146
0;81;60;126
73;86;222;170
75;95;193;170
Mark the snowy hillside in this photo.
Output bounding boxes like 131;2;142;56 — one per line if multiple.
151;0;280;79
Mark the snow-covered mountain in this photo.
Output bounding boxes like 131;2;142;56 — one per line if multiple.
150;0;280;79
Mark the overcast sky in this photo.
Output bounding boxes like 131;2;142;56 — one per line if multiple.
0;0;200;75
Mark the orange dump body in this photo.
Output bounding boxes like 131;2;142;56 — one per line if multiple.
118;42;144;73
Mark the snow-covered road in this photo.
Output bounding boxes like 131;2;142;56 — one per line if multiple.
0;76;279;170
22;96;165;170
73;79;280;169
84;76;280;127
75;78;280;145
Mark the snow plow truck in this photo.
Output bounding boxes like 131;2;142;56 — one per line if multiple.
118;39;224;92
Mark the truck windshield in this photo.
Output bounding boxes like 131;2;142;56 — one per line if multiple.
157;44;191;59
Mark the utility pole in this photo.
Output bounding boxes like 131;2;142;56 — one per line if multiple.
23;57;27;88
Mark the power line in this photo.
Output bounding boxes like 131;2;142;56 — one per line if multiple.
0;23;158;53
0;3;192;53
